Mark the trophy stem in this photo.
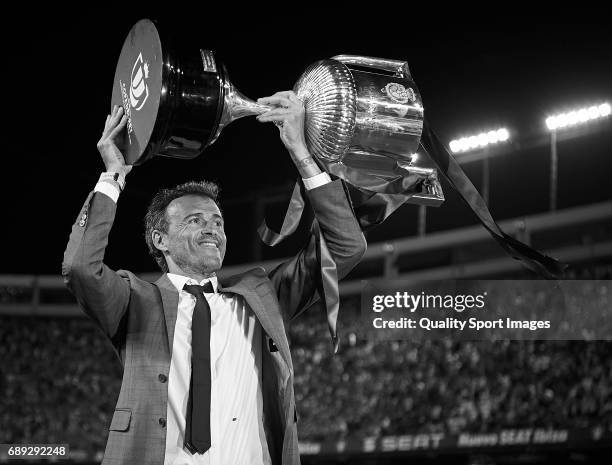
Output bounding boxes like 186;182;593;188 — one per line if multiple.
209;79;272;146
223;84;271;123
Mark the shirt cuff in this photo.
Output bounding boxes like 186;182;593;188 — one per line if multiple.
94;180;120;203
302;172;331;191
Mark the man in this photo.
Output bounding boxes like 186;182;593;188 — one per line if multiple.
62;90;366;465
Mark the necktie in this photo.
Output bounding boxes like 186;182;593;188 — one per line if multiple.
183;281;214;454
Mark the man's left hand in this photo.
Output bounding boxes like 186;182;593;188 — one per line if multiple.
257;91;307;155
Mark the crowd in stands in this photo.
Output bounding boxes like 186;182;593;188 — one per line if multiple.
291;310;612;441
1;318;121;454
1;281;611;452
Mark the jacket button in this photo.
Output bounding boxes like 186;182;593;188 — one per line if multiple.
159;417;166;428
158;374;167;383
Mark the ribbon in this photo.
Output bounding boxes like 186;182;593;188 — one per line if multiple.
258;182;305;246
313;220;340;353
419;119;567;279
258;180;340;351
345;183;412;231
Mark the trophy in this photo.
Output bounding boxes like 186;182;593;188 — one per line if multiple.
111;19;565;343
111;19;444;207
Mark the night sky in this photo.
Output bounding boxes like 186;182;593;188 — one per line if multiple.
5;9;611;275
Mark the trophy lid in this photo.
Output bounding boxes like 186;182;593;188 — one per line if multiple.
111;19;164;165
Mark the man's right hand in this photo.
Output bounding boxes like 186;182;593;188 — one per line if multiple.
97;105;132;176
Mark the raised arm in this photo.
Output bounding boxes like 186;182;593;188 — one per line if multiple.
267;180;366;320
256;91;366;319
62;106;134;340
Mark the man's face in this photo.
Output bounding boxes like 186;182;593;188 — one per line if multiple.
160;195;227;275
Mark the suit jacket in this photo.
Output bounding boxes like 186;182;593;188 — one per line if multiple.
62;179;366;465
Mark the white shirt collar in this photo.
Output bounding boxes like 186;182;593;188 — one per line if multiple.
166;273;218;293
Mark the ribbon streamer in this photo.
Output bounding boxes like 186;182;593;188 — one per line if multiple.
258;180;340;351
257;182;305;246
419;119;567;279
313;220;340;353
347;185;412;231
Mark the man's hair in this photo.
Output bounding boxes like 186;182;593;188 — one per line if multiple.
144;180;221;272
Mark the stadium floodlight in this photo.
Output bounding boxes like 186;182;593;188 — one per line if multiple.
448;127;509;206
546;101;611;212
449;128;510;154
546;102;611;131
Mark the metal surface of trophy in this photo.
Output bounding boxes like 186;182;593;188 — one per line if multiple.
111;19;443;206
294;56;442;205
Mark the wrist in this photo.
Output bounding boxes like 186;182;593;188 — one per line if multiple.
100;171;126;191
288;144;310;160
295;156;322;179
104;162;130;174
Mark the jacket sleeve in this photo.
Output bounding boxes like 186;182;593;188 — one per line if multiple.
267;179;366;320
62;191;132;340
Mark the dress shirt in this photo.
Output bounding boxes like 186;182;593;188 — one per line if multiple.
162;274;271;465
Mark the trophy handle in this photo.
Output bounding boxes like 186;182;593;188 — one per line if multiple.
331;55;411;78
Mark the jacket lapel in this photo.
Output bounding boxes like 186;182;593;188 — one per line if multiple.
219;271;292;371
154;274;179;352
